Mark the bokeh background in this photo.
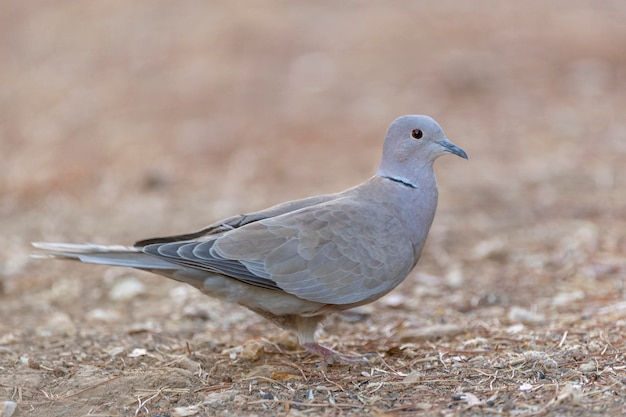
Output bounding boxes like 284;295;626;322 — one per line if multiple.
1;1;625;416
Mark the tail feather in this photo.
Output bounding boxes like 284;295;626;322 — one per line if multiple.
32;242;178;270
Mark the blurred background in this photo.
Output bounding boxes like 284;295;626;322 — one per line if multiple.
1;0;626;410
0;0;626;415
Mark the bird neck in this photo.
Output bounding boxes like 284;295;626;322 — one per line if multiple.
376;161;436;190
379;175;418;188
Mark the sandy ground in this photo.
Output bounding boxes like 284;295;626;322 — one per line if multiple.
1;1;626;416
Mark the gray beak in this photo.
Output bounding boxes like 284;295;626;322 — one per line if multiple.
440;139;468;159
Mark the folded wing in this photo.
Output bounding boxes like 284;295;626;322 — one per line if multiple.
139;198;414;305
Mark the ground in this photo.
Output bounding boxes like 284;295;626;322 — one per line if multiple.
1;1;626;416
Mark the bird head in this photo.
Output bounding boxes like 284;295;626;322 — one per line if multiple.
377;115;467;185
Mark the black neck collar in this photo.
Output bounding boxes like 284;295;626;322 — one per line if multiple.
381;175;417;189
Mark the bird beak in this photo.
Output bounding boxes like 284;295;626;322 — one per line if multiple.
439;139;468;159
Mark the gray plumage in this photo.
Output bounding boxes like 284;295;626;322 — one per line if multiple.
33;115;467;362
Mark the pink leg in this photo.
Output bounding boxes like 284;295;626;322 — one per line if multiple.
292;316;373;364
302;342;372;364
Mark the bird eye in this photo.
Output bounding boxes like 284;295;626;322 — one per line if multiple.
411;129;423;139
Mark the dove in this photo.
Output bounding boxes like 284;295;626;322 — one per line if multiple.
33;115;467;363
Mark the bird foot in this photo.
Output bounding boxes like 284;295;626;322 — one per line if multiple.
302;342;372;365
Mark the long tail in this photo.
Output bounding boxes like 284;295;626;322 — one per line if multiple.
32;242;178;270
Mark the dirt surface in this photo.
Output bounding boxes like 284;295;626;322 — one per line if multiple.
2;1;626;416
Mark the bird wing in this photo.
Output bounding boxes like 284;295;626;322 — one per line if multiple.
140;197;415;305
134;193;337;246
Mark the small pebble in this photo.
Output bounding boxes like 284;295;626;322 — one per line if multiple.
108;277;145;301
579;360;596;372
0;401;17;417
240;340;264;361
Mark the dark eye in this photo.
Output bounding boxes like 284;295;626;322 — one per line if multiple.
411;129;423;139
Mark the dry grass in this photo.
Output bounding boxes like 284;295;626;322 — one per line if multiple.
1;1;626;416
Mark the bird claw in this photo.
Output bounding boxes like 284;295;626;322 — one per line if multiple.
302;342;372;365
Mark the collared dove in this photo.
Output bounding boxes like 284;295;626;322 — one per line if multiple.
33;115;467;362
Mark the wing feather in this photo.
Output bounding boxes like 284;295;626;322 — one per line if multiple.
212;199;415;304
137;193;416;305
